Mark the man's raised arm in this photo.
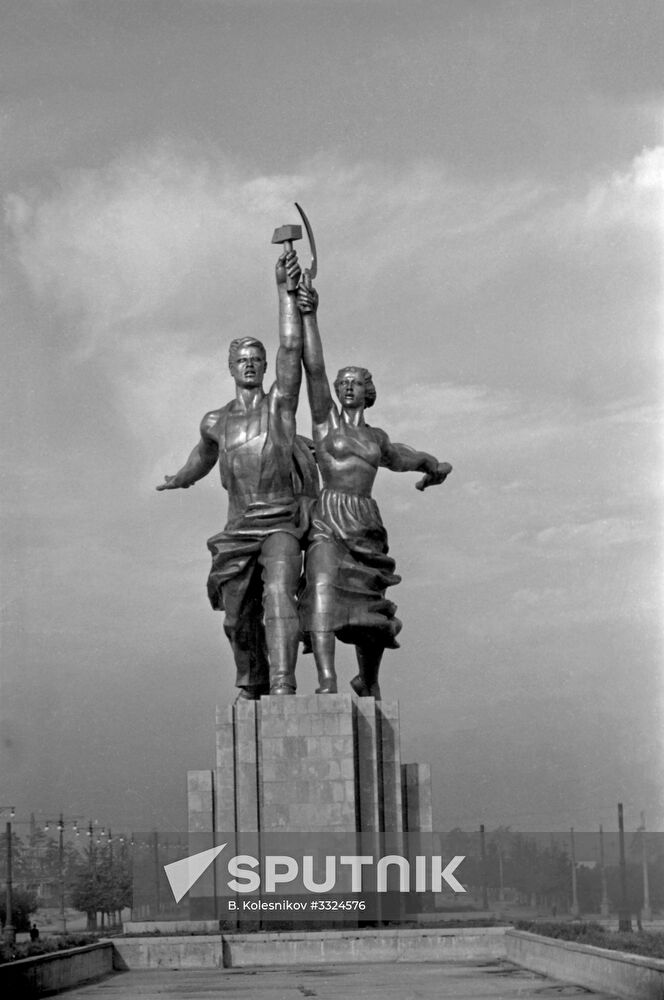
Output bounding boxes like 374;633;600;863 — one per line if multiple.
273;251;303;412
156;415;219;491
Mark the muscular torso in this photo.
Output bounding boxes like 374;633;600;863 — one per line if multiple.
204;389;296;523
314;411;383;497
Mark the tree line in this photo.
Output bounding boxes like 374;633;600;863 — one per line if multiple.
441;827;663;915
0;825;132;931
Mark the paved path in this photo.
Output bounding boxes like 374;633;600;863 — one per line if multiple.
62;959;619;999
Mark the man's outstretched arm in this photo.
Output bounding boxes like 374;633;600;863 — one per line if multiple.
156;416;219;490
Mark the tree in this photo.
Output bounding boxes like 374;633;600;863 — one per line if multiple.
0;888;39;932
69;843;132;930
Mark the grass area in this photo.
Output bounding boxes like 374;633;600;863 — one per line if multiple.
0;934;99;965
515;920;664;961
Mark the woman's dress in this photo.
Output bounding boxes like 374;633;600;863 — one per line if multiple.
299;417;402;649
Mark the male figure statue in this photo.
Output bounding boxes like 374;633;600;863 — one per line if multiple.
157;251;316;699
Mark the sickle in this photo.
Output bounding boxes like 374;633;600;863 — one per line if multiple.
294;202;317;280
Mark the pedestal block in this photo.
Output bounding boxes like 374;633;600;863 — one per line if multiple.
186;770;216;919
402;763;433;833
259;694;357;832
189;694;433;838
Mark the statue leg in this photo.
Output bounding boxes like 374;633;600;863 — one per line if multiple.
305;540;339;694
223;566;270;700
351;640;384;700
310;632;338;694
260;532;301;695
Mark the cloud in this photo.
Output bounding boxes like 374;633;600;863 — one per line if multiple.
530;144;664;249
582;146;664;232
1;142;561;484
5;142;661;513
2;143;547;352
592;398;663;432
511;586;568;609
511;515;652;558
375;381;518;442
5;141;659;394
4;148;302;357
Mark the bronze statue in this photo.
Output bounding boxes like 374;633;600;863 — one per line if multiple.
296;271;452;699
156;250;317;699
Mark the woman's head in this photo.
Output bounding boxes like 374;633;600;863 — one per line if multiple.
334;366;377;409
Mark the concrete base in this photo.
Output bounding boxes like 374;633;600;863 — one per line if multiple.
505;929;664;1000
112;927;507;970
221;926;507;967
188;694;432;838
183;695;435;923
111;926;664;999
113;936;223;971
0;942;114;996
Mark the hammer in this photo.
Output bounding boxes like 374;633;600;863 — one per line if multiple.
271;223;302;291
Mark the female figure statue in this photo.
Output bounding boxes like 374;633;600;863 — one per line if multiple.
297;275;452;698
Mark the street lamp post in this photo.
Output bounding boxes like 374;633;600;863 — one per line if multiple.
639;812;652;923
1;807;16;945
570;828;580;918
90;821;98;931
107;829;114;929
599;825;610;918
479;825;488;911
498;848;505;904
58;815;65;934
45;814;83;934
618;803;632;932
152;831;161;917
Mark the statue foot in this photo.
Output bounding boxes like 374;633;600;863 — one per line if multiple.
235;686;263;703
350;674;369;697
350;674;381;700
315;665;338;694
269;684;296;696
316;679;338;694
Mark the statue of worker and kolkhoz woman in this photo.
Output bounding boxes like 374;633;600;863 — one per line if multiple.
157;207;452;703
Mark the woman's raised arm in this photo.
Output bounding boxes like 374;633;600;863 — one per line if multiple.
297;274;334;425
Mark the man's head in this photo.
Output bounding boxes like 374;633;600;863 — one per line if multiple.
228;337;267;388
334;366;377;409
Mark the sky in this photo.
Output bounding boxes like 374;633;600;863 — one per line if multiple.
1;0;663;838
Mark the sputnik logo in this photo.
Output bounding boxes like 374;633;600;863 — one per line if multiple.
164;844;226;903
164;845;467;903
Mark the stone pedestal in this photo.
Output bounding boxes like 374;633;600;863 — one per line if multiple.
188;694;433;838
186;694;433;921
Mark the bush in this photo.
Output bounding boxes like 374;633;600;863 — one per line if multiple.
0;933;98;965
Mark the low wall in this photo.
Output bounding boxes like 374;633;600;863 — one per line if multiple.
113;935;223;969
506;929;664;1000
123;919;219;934
115;927;505;969
112;926;664;999
223;926;507;967
0;942;114;998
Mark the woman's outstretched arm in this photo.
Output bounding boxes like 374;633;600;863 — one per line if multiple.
375;428;452;491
